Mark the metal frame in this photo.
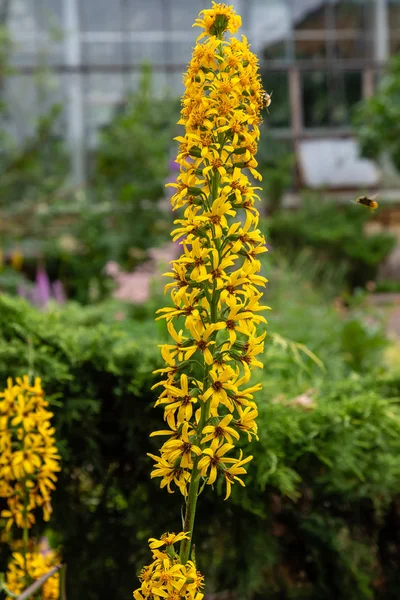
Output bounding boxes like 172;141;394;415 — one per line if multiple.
3;0;391;182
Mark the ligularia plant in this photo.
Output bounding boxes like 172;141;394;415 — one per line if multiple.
0;376;61;599
134;3;270;598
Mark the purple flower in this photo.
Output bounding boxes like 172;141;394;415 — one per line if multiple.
169;160;180;172
36;266;52;308
52;280;67;304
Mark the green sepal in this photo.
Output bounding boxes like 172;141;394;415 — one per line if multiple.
188;187;203;196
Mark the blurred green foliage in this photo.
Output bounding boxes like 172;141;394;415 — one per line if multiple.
0;104;68;210
354;54;400;170
261;154;295;215
257;131;295;215
0;65;177;302
90;64;177;268
0;256;398;600
265;196;396;288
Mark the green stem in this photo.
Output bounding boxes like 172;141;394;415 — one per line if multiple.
179;363;214;564
179;172;221;564
22;481;29;586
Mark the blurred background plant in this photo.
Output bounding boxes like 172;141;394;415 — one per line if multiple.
0;254;398;600
0;64;177;303
91;64;177;269
257;131;295;216
265;195;396;289
354;54;400;171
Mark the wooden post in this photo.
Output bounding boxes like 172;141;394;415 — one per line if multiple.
63;0;85;185
362;69;375;99
289;66;303;141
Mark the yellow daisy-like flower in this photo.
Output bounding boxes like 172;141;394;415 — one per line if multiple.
5;550;60;600
193;2;242;40
134;534;204;600
149;532;190;550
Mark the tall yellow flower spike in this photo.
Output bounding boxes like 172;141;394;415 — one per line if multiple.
5;551;60;600
136;4;269;594
0;376;61;533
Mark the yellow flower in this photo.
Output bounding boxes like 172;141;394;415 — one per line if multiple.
204;197;236;238
202;366;237;411
222;450;253;500
12;447;42;477
201;414;240;444
149;531;190;550
193;2;242;40
148;453;190;496
177;239;211;280
236;406;259;441
156;290;200;329
161;423;202;470
10;394;37;430
162;374;198;426
218;296;256;346
6;550;60;600
0;376;60;530
134;536;205;600
197;249;238;290
198;439;234;485
186;322;217;365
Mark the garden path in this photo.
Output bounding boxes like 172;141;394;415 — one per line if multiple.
110;243;179;303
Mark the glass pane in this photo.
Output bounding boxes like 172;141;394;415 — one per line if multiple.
295;38;326;60
390;33;400;53
85;73;125;105
290;1;328;30
333;34;367;59
334;2;367;30
82;41;123;66
36;0;63;31
164;70;184;98
168;39;196;66
128;40;166;65
330;71;362;125
79;0;124;32
125;0;164;32
303;70;362;128
4;72;64;133
260;70;290;128
169;0;205;31
302;71;329;128
250;0;291;56
8;0;37;35
262;40;287;61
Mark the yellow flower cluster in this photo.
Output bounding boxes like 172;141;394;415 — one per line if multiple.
5;551;60;600
134;532;204;600
193;2;242;39
0;376;61;532
150;2;269;502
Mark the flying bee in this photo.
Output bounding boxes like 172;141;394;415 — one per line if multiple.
260;90;272;111
355;194;379;211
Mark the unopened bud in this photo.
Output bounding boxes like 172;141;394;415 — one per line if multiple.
188;187;203;196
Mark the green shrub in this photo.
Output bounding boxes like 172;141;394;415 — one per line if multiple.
90;64;178;269
206;377;400;600
0;255;398;600
265;196;395;288
353;54;400;171
256;132;295;215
